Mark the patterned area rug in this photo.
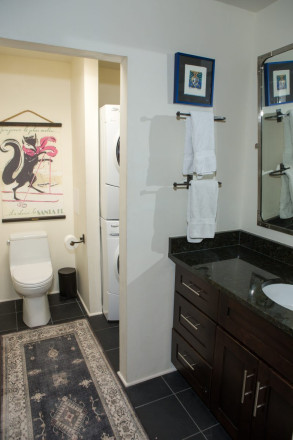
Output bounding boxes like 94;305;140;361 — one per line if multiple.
0;319;148;440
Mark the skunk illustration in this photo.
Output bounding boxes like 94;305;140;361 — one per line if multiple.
0;134;57;200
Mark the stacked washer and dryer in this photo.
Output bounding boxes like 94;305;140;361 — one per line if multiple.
100;105;120;321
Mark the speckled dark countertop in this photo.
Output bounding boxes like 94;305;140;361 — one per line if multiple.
169;231;293;338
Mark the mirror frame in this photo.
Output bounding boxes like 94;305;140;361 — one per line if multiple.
257;42;293;235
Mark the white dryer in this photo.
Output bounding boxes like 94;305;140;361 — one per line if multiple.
100;217;119;321
100;105;120;220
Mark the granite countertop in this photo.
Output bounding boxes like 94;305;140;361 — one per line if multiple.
169;242;293;338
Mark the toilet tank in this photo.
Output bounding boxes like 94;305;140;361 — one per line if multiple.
9;231;51;266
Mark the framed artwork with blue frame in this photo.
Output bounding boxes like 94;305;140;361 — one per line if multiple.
264;60;293;106
173;52;215;107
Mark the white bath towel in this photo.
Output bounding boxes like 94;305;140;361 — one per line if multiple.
183;111;216;176
187;179;219;243
283;110;293;166
280;110;293;219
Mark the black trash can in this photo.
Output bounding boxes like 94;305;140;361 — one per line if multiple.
58;267;77;299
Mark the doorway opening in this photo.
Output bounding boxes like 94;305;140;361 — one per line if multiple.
0;39;126;375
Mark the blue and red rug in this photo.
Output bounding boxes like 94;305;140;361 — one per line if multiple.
1;319;148;440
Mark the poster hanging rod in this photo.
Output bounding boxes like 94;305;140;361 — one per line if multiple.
0;122;62;127
0;110;61;127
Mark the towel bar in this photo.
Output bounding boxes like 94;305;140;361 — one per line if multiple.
264;109;287;123
173;178;222;190
176;111;226;122
269;163;290;177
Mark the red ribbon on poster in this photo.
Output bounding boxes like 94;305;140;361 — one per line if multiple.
22;136;58;157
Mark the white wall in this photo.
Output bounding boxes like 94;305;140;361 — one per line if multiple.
99;61;120;108
0;0;256;384
83;59;101;313
71;58;101;314
241;0;293;246
0;52;75;301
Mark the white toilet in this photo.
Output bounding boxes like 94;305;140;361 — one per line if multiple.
9;231;53;328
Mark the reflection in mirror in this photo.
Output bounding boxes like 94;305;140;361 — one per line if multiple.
258;44;293;234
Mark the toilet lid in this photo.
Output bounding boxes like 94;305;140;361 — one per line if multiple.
11;262;53;286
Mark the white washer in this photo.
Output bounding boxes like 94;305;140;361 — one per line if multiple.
100;105;120;220
100;217;119;321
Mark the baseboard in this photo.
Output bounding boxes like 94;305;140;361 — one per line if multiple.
117;365;176;388
0;291;102;318
76;291;102;317
48;291;101;317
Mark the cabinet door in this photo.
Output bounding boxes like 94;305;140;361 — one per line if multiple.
251;362;293;440
211;327;258;440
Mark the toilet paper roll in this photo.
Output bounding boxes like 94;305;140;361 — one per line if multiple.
64;234;79;250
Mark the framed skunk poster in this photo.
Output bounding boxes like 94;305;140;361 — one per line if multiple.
0;120;65;222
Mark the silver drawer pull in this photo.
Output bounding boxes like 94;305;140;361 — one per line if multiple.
253;381;268;417
180;314;200;331
182;281;201;296
240;370;255;404
110;233;119;236
178;352;196;371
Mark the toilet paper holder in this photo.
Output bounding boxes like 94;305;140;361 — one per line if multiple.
70;234;85;246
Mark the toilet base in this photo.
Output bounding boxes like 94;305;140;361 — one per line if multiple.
23;295;51;328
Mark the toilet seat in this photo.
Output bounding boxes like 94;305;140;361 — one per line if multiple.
11;262;53;287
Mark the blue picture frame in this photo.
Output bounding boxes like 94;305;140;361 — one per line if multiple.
264;60;293;106
173;52;215;107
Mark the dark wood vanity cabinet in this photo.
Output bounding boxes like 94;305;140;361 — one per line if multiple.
171;265;293;440
212;327;293;440
212;294;293;439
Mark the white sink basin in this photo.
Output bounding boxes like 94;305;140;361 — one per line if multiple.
262;283;293;311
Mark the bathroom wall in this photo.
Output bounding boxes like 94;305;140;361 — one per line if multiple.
241;0;293;246
0;0;256;384
0;50;75;301
71;58;101;314
99;61;120;108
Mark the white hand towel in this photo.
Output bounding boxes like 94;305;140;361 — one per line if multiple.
182;111;216;176
187;180;218;243
280;168;293;219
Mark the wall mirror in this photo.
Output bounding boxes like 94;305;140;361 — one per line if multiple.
258;43;293;235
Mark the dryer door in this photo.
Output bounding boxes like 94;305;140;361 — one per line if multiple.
114;246;119;283
104;122;120;187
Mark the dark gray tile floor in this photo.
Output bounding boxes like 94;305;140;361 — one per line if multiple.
0;294;231;440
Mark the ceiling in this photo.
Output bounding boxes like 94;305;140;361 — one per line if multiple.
213;0;279;12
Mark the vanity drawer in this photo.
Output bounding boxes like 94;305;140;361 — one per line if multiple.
172;329;212;405
173;292;216;364
218;293;293;384
175;266;219;320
